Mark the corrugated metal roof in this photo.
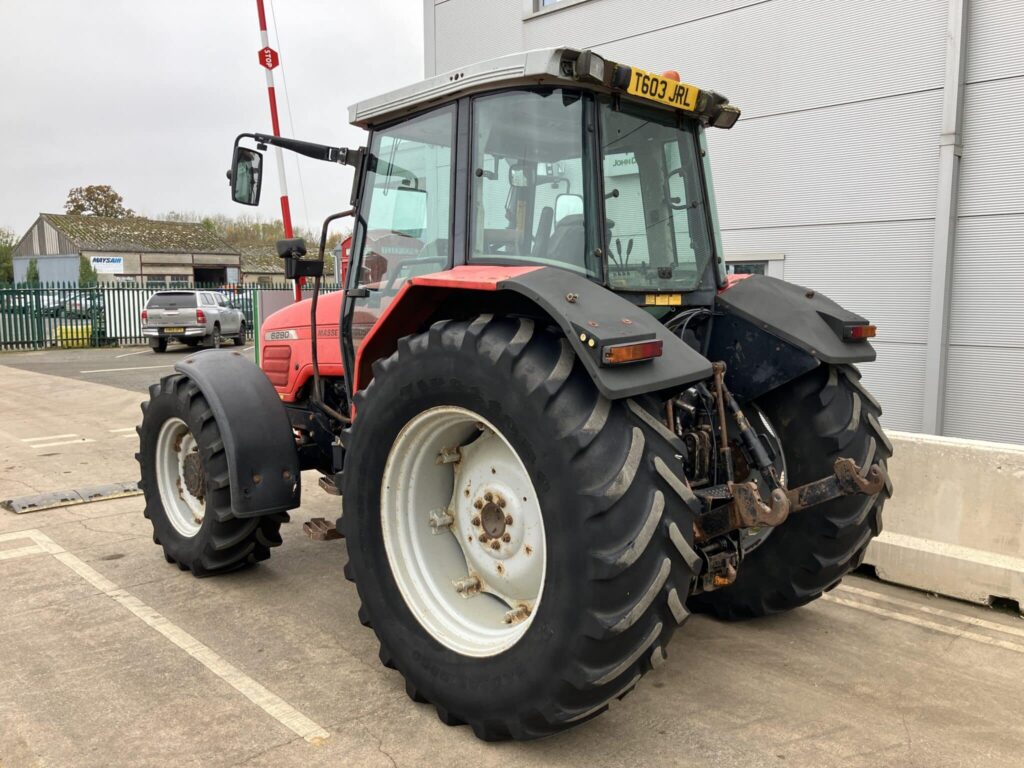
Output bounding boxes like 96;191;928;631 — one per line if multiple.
240;245;284;274
42;213;239;255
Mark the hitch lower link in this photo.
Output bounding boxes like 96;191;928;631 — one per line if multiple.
694;457;888;543
692;362;889;545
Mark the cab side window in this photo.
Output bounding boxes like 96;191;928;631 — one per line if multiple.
355;106;454;296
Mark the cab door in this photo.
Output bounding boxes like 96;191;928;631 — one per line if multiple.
343;104;456;359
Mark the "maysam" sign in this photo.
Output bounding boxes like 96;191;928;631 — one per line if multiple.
89;255;125;274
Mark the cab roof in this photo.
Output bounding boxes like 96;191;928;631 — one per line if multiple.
347;47;739;131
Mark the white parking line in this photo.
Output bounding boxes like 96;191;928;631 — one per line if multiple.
22;434;77;443
0;529;330;744
822;593;1024;655
0;544;45;561
108;427;136;433
836;583;1024;641
80;365;173;374
28;438;95;449
243;346;255;352
115;349;151;358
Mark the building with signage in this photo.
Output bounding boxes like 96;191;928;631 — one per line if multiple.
11;213;242;286
422;0;1023;446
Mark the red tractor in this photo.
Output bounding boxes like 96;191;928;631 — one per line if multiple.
137;48;891;740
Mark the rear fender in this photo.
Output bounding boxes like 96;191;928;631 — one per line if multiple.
174;350;300;517
354;265;713;399
709;274;876;400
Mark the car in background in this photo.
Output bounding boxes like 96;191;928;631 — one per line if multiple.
141;290;246;353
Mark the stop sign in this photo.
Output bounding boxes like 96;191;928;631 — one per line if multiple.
258;46;279;70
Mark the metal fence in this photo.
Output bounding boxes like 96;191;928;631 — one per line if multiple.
0;282;342;351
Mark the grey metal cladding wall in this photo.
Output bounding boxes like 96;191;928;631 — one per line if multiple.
724;220;934;433
525;0;947;120
965;0;1024;84
944;30;1024;445
949;214;1024;349
957;78;1024;217
434;0;524;73
723;221;933;345
944;346;1024;445
708;89;943;230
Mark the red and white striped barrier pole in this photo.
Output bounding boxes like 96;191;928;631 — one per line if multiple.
255;0;302;301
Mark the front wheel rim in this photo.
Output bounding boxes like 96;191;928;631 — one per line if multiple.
381;406;547;657
155;417;206;537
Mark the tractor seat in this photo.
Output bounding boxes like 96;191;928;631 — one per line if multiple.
547;214;586;271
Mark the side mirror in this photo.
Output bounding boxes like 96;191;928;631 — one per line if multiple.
554;193;584;222
230;146;264;206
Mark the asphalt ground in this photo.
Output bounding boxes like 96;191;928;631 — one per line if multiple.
2;354;1024;767
0;343;255;395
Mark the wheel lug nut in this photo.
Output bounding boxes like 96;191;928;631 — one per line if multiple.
478;534;487;542
484;492;493;502
502;533;511;542
498;497;506;508
490;540;501;550
471;516;481;526
474;499;483;509
505;515;513;525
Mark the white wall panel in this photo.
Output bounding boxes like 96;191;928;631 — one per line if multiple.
708;88;942;230
944;346;1024;445
723;220;933;344
433;0;524;74
957;77;1024;217
859;340;926;433
526;0;946;120
966;0;1024;84
949;214;1024;347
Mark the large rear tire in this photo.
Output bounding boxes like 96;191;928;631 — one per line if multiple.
341;316;703;740
136;374;287;576
689;363;892;619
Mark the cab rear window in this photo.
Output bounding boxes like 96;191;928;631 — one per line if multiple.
147;292;197;309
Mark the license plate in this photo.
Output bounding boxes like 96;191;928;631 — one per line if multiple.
626;67;700;112
163;327;184;334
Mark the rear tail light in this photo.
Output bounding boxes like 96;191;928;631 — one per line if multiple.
843;324;877;341
601;339;663;365
141;309;148;323
261;345;292;387
196;309;206;324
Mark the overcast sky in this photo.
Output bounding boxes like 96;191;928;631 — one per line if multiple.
0;0;424;236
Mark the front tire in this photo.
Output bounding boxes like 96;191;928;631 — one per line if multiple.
341;316;702;739
689;364;892;619
150;338;167;353
136;374;286;576
234;321;247;346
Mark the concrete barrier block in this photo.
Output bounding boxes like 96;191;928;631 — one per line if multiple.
863;431;1024;613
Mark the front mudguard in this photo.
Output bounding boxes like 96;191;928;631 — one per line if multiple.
174;350;300;517
707;275;876;400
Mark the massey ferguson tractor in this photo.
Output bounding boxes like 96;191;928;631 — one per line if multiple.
137;48;891;740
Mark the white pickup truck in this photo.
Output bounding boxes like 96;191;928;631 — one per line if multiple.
141;290;246;353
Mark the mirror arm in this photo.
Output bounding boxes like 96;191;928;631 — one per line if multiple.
245;132;361;167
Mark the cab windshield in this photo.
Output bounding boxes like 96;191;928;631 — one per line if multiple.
599;97;713;292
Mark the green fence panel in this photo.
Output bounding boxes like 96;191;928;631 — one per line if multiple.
0;281;344;351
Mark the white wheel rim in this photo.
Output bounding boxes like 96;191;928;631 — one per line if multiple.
381;406;547;657
155;417;206;538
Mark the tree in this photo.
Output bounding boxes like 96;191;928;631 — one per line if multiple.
0;227;15;283
65;185;134;218
79;255;99;286
26;258;39;285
